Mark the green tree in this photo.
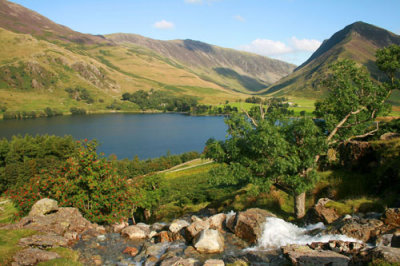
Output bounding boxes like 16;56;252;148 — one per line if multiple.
314;59;391;145
205;107;326;218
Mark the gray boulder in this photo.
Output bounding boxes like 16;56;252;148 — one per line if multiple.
193;229;224;254
28;198;58;216
121;225;148;240
13;247;61;265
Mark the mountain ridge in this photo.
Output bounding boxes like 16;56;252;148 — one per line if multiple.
264;21;400;98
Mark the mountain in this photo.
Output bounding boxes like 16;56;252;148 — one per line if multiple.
0;0;111;45
106;33;296;93
0;0;296;115
263;21;400;98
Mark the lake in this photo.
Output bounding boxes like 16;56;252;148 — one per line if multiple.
0;113;227;159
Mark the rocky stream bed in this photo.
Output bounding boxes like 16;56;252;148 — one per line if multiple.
1;198;400;265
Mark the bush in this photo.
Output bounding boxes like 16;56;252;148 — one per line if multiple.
6;140;135;224
69;107;87;115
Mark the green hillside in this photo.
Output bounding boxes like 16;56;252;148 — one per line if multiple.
262;22;400;105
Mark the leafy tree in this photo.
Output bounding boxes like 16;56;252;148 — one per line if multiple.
376;44;400;90
205;107;326;218
314;59;391;145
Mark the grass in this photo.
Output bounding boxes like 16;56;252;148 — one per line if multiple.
0;198;18;224
0;229;37;265
37;248;82;266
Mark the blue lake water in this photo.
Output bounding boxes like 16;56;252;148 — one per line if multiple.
0;113;227;159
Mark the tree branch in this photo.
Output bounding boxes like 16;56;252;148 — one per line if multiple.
259;103;265;120
327;108;364;143
242;108;258;127
347;122;380;141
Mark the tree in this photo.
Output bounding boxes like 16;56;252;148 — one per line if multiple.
314;59;391;145
376;44;400;92
205;106;326;218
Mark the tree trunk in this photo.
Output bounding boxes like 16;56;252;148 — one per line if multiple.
294;192;306;219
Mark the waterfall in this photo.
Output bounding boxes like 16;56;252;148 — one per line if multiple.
255;217;360;250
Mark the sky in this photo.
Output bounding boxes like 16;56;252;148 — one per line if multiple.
9;0;400;66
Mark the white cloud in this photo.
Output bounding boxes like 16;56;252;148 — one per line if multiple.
184;0;203;3
239;36;322;65
290;37;321;52
153;20;175;30
234;15;245;22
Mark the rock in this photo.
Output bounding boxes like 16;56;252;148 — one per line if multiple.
136;223;151;235
160;256;198;266
208;213;226;230
193;229;224;254
97;235;106;241
92;255;102;266
145;242;169;258
169;219;190;234
225;211;237;233
282;244;350;265
376;234;393;247
234;208;276;244
185;219;210;240
324;216;384;242
204;259;225;266
145;255;158;266
392;231;400;247
191;215;203;223
309;240;365;254
13;247;61;265
112;221;129;233
149;231;157;239
152;222;168;232
371;246;400;263
384;208;400;227
18;233;68;248
123;246;139;257
121;225;148;240
312;198;340;224
380;132;400;140
28;198;58;216
157;231;171;243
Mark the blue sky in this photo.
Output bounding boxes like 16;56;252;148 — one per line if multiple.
9;0;400;65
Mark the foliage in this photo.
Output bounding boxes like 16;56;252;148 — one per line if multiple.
0;135;78;193
314;59;391;144
0;198;18;224
65;87;94;104
6;140;135;224
204;109;326;196
69;107;87;115
376;44;400;89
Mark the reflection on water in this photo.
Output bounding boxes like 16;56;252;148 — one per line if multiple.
0;113;227;159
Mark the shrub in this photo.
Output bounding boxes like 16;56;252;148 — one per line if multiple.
6;140;135;224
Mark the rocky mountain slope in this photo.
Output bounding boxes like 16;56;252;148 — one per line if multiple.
263;21;400;99
106;33;296;93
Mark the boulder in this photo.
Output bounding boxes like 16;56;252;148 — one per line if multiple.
145;242;169;258
193;229;224;254
376;234;393;247
225;212;237;233
18;233;68;248
112;221;129;233
121;225;148;240
157;231;171;243
152;222;168;232
312;198;340;224
28;198;58;216
384;208;400;227
208;213;226;230
123;246;139;257
136;223;151;235
204;259;225;266
392;230;400;248
324;216;383;242
234;208;276;244
13;247;61;265
169;219;190;234
282;244;350;266
185;219;210;240
309;240;365;254
371;246;400;263
160;256;198;266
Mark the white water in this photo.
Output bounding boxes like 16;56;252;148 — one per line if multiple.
256;217;360;250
